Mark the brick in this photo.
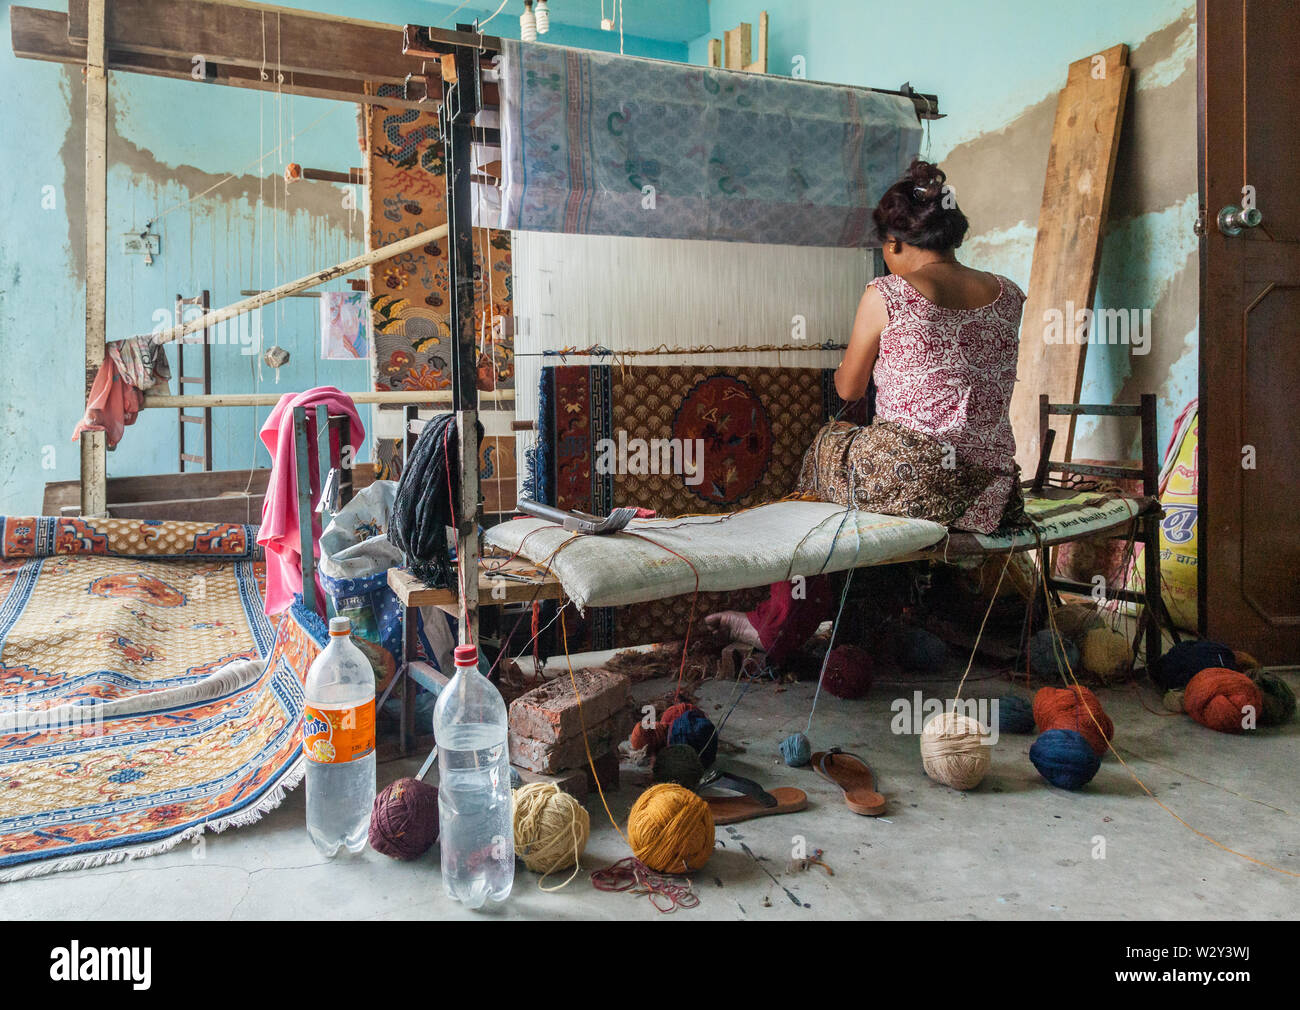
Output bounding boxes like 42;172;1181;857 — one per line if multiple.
509;701;638;774
508;667;630;745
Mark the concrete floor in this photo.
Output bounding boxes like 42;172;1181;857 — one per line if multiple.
4;661;1298;920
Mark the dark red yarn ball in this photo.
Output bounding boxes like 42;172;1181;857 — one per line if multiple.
822;645;874;700
369;777;439;860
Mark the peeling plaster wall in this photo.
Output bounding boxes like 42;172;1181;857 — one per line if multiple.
0;0;690;515
690;1;1200;460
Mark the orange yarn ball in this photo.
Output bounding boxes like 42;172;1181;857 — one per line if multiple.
1183;668;1263;734
626;784;714;873
660;703;698;733
629;722;667;753
1033;685;1114;757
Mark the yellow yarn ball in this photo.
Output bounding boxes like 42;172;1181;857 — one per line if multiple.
626;783;714;873
512;782;590;885
920;711;991;790
1162;688;1186;713
1081;626;1133;684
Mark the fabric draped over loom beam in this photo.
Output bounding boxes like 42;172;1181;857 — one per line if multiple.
70;336;171;449
496;40;923;246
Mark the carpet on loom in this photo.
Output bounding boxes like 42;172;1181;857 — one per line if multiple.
525;364;863;649
0;517;324;879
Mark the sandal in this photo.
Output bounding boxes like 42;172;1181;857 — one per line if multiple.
811;748;886;816
697;769;808;826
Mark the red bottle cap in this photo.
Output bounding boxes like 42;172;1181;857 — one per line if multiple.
454;645;479;666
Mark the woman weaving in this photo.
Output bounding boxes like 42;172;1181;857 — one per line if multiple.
708;160;1027;660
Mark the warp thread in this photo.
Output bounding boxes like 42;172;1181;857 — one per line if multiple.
512;782;590;889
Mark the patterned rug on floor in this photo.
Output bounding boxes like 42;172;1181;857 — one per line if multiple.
0;517;323;879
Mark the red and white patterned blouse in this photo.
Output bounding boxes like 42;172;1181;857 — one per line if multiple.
869;272;1025;533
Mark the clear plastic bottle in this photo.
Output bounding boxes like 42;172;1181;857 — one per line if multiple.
304;616;376;856
433;644;514;908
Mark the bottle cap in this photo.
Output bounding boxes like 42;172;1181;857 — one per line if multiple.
454;644;479;667
329;616;351;636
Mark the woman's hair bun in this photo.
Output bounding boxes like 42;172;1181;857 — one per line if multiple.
907;161;947;203
872;158;969;251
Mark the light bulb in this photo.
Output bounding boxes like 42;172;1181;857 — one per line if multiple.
520;1;537;41
535;0;550;34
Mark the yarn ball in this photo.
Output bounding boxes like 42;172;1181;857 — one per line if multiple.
512;781;590;877
994;695;1036;734
1254;673;1297;727
666;708;718;768
659;702;699;734
652;744;704;788
368;777;439;860
896;626;948;672
1081;626;1133;684
629;721;667;753
1153;638;1236;690
1051;602;1105;642
822;644;874;699
1033;684;1114;756
1183;668;1263;733
509;766;522;789
1028;628;1080;678
780;731;813;767
919;711;991;790
1234;650;1262;674
1162;688;1186;713
1030;729;1102;790
626;783;715;873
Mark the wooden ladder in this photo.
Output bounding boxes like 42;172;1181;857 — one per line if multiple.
175;291;213;472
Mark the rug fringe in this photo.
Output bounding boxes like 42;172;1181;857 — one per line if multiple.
0;758;306;884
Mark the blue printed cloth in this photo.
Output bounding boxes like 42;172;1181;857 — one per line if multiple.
497;41;923;247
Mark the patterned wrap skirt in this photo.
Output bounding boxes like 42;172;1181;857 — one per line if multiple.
795;420;1026;530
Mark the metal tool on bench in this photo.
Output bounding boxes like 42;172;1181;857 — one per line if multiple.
516;499;638;534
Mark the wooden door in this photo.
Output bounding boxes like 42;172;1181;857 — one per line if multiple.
1199;0;1300;662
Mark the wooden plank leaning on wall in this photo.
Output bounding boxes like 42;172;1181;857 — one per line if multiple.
1009;45;1131;476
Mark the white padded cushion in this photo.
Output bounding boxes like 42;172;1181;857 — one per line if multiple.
484;501;947;610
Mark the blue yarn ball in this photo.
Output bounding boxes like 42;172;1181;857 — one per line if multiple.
1153;639;1236;690
896;627;948;672
1030;729;1102;790
994;695;1035;734
667;708;718;768
1029;629;1080;677
780;732;812;767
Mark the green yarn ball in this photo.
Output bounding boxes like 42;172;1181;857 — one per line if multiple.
1254;673;1296;727
651;744;704;789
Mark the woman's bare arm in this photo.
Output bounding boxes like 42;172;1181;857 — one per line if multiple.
834;283;888;402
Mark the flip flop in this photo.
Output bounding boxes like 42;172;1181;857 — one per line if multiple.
697;769;808;826
811;748;886;816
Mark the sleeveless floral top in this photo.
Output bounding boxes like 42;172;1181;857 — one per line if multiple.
869;272;1025;533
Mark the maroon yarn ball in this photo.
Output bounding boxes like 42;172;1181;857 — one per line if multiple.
369;777;440;860
822;645;874;700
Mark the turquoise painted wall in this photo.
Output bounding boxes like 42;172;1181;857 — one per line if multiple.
689;1;1200;459
0;0;691;514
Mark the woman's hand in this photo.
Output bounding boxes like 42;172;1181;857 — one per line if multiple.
835;283;887;402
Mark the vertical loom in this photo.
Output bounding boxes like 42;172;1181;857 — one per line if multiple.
439;28;484;647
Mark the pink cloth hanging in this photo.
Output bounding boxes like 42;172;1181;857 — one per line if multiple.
258;387;365;615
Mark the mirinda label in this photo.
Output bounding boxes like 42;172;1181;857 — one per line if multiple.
303;701;375;764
